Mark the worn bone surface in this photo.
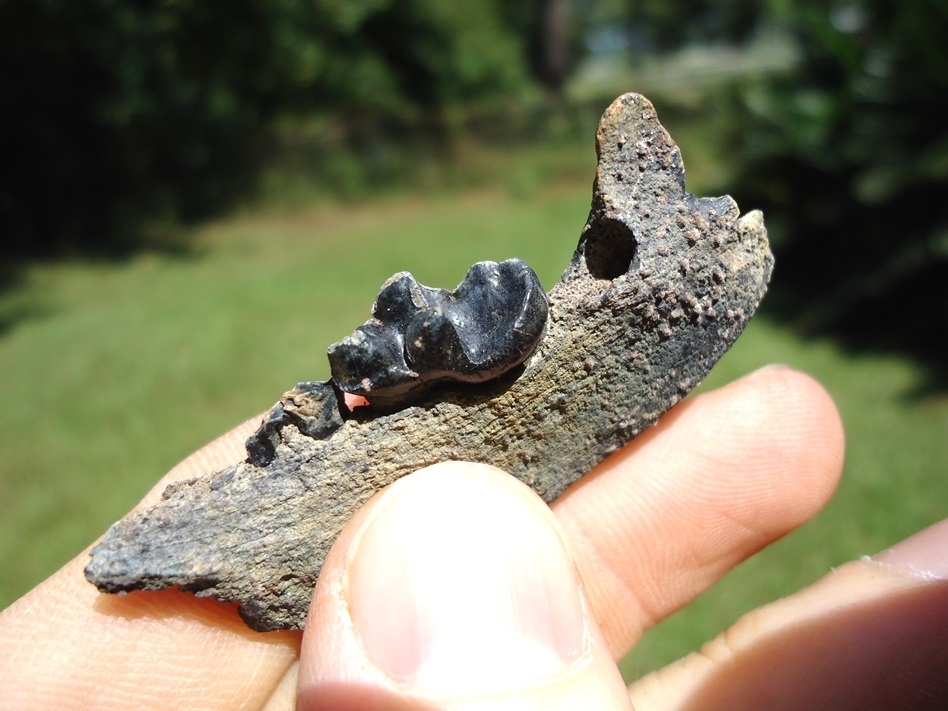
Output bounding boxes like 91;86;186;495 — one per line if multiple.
85;93;774;632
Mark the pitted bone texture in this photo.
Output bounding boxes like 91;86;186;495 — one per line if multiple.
85;93;774;632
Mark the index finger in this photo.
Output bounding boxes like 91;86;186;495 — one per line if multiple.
553;365;844;659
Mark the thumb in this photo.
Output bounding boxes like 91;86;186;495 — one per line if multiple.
297;461;633;710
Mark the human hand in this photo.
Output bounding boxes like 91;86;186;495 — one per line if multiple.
3;365;941;709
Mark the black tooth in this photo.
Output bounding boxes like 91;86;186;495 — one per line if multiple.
328;258;548;407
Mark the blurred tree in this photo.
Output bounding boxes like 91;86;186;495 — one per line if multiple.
538;0;572;92
1;0;277;256
630;0;760;48
726;0;948;382
499;0;577;96
0;0;532;258
575;0;760;53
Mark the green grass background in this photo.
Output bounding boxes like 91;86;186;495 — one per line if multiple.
1;154;946;682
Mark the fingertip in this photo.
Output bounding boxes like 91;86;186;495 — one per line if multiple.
728;364;846;514
297;461;632;709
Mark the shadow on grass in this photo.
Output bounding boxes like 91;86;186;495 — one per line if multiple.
0;263;32;337
0;301;45;339
0;238;203;338
731;154;948;399
762;256;948;399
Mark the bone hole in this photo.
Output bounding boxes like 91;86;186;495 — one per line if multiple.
583;217;637;279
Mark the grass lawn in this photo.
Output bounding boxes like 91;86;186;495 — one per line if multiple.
1;175;946;682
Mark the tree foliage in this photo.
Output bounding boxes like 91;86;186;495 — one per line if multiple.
5;0;946;386
726;0;948;380
0;0;532;257
572;0;761;53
